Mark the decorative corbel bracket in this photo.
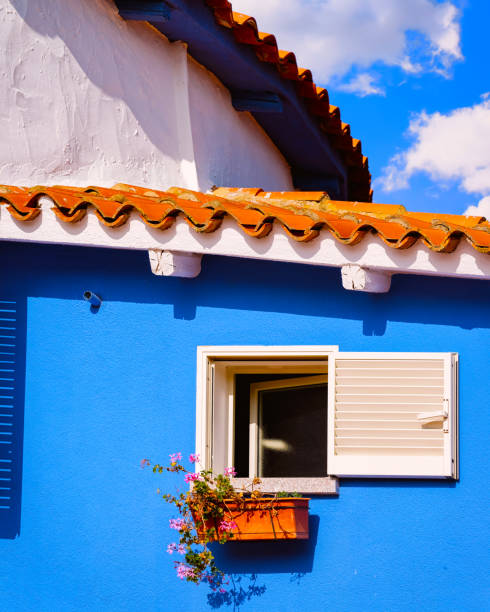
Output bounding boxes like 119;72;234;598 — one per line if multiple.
148;249;202;278
341;264;392;293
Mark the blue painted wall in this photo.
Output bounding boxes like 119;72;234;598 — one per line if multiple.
0;241;488;612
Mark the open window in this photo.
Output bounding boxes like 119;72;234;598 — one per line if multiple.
196;347;458;494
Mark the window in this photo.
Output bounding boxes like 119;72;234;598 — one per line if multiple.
196;347;458;493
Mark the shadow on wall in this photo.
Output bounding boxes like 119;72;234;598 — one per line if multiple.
9;0;187;174
206;515;320;609
211;514;320;575
207;574;266;610
0;297;26;539
167;255;490;334
3;242;489;335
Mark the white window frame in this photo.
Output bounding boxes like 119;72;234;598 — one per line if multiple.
196;346;458;493
196;346;338;495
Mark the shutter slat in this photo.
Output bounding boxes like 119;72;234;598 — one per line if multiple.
336;403;441;409
337;399;443;404
336;381;444;387
336;380;444;394
337;420;426;428
335;361;443;369
336;443;444;448
336;439;444;446
334;444;441;452
336;429;443;436
336;372;443;379
337;394;444;399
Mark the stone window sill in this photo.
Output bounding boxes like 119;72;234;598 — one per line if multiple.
231;477;339;496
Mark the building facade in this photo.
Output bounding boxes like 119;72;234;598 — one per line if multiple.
0;2;489;611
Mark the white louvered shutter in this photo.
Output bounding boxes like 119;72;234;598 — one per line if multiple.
327;353;458;478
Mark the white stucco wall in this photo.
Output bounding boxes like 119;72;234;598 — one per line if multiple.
187;58;292;191
0;0;292;191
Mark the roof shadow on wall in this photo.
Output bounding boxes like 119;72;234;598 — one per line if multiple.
188;256;489;334
2;243;490;336
198;256;490;334
0;297;26;539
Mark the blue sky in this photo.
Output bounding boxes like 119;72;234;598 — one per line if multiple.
232;0;490;216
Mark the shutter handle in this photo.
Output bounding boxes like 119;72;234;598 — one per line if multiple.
417;409;448;425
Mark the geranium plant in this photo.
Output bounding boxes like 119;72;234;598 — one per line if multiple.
141;452;304;591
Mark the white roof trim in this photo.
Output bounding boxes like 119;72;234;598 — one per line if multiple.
0;200;489;287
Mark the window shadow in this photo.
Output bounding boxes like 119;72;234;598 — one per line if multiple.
0;297;26;539
340;478;457;489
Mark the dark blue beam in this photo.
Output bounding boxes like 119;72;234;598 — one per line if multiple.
231;91;283;114
117;1;172;23
292;169;340;196
114;0;347;198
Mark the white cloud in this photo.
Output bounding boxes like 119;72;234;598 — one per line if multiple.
230;0;462;87
338;73;385;97
378;96;490;203
464;196;490;218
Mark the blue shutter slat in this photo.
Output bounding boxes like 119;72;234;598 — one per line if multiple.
0;300;21;537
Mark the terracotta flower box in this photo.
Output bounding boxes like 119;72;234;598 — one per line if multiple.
196;497;310;541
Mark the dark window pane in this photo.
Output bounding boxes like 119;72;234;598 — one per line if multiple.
233;373;313;477
258;384;327;477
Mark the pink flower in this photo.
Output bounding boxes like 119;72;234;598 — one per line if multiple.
169;518;186;530
167;543;177;554
224;467;236;477
189;453;200;464
184;472;202;483
219;520;238;532
219;588;226;594
169;452;182;463
140;458;150;469
177;544;186;555
176;563;195;580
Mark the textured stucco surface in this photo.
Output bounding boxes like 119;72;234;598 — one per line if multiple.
187;57;292;192
0;0;292;191
0;241;488;612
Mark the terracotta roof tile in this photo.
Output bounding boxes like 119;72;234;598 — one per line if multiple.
1;183;489;254
0;186;42;221
201;1;371;201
